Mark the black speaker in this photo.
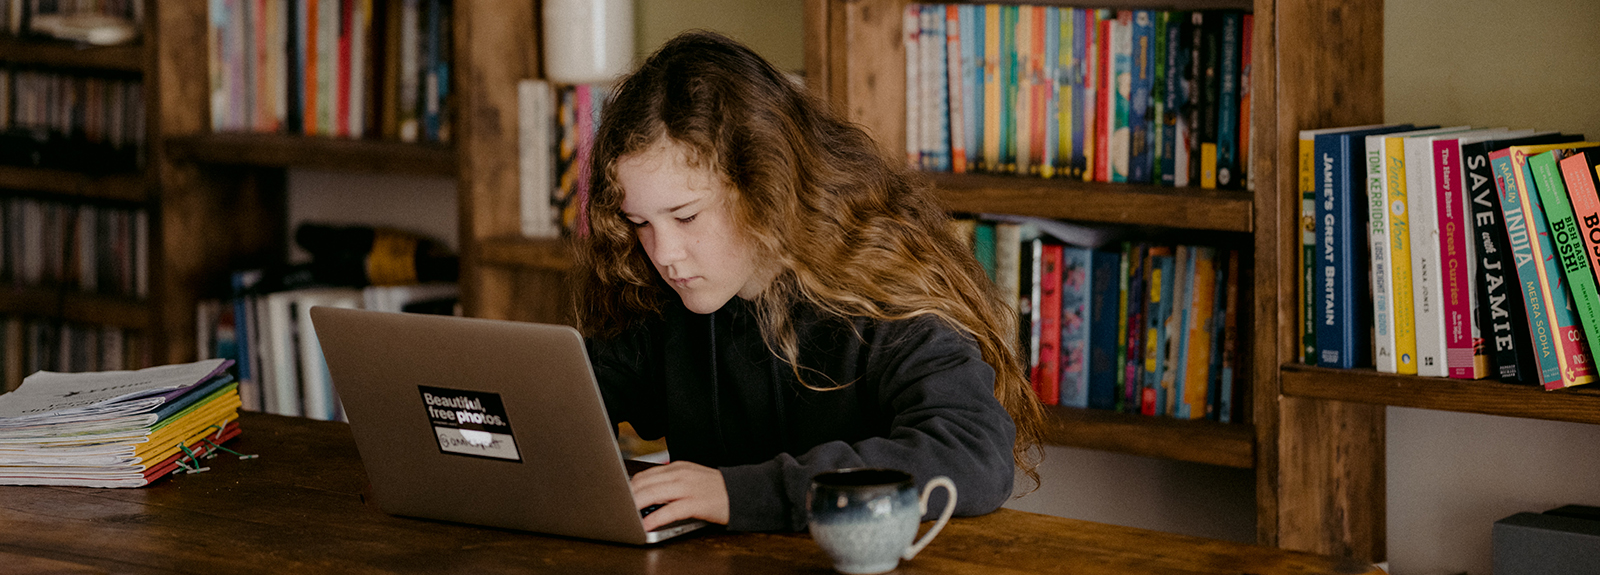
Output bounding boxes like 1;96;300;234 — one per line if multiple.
1493;506;1600;575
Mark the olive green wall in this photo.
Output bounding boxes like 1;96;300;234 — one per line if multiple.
634;0;805;72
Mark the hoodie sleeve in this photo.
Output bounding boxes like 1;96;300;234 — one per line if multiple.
719;314;1018;532
586;326;669;441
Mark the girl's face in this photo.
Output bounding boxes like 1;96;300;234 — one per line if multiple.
618;141;772;314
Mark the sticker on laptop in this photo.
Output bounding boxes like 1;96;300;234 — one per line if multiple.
419;386;522;462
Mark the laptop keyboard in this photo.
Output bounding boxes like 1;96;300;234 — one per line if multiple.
641;503;664;518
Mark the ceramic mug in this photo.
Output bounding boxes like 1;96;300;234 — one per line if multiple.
806;468;957;575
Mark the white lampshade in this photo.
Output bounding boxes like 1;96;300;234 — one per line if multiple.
543;0;635;84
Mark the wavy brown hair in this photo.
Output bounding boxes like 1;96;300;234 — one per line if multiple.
574;31;1044;490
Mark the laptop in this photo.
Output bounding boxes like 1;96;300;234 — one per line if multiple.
310;306;710;544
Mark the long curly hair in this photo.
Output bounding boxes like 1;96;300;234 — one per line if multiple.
574;31;1045;490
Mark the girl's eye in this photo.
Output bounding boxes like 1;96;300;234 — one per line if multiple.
629;220;649;228
676;214;697;224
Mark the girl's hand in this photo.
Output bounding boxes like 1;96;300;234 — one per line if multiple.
629;460;730;531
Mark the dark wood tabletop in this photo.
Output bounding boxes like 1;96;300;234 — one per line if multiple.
0;412;1382;575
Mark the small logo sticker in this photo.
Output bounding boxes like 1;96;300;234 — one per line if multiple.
419;386;522;462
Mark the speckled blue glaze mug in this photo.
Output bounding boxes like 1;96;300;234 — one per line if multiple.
807;468;957;575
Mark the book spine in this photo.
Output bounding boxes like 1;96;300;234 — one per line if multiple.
1041;6;1060;178
1174;13;1199;187
1532;149;1600;378
1078;9;1098;181
1314;135;1355;368
1053;7;1071;177
1108;11;1130;183
961;5;981;172
1495;150;1570;389
1141;247;1174;416
1217;249;1240;422
946;5;966;174
1385;137;1420;374
1122;243;1148;411
1088;249;1120;410
1026;238;1043;375
925;5;948;171
1563;151;1600;309
1405;138;1447;376
1000;5;1018;173
1160;246;1192;416
1010;6;1031;175
1181;246;1216;419
995;222;1023;317
903;4;921;169
1028;6;1048;176
336;0;351;137
1034;243;1063;405
1513;147;1596;388
1434;140;1484;378
1058;246;1093;408
1468;143;1531;383
1149;11;1168;185
1196;12;1219;189
1238;14;1253;191
1093;13;1110;182
1068;8;1086;179
1366;138;1397;372
1126;10;1153;184
1299;135;1316;363
1112;243;1133;411
1214;11;1241;189
982;4;1000;172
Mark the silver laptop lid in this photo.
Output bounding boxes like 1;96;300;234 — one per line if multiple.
311;307;697;545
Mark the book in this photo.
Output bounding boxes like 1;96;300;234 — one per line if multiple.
1530;146;1600;378
517;79;556;239
1213;11;1241;189
994;222;1023;315
1194;11;1219;188
1563;149;1600;321
1238;13;1253;192
292;287;362;421
1097;246;1127;412
958;4;981;172
1107;10;1130;183
973;220;997;280
1121;243;1149;411
1159;245;1192;416
1058;245;1093;408
1215;249;1240;422
903;4;920;169
1297;124;1391;365
1126;10;1154;183
1180;246;1216;419
1496;144;1595;390
1401;127;1474;376
1033;243;1063;405
1314;124;1415;368
1433;129;1525;379
1149;11;1169;185
1141;246;1174;416
1466;133;1576;383
945;5;967;174
982;4;1001;172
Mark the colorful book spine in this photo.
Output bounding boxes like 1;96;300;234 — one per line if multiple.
1113;242;1135;412
1000;5;1018;173
1126;10;1154;184
1382;135;1419;374
1141;246;1174;416
1434;138;1487;378
1068;7;1087;179
1238;14;1253;191
1314;126;1411;368
982;4;1000;172
1531;147;1600;370
973;220;997;280
945;5;966;174
1040;6;1060;178
1158;11;1186;186
1088;249;1121;411
1216;249;1240;423
1195;12;1219;189
1160;246;1192;416
1563;149;1600;310
1121;243;1148;411
1011;6;1032;175
960;5;982;172
1404;135;1448;376
1107;11;1130;183
1180;246;1216;420
1214;11;1241;189
1298;132;1317;364
1365;135;1398;372
1033;243;1063;405
1028;6;1049;175
1176;12;1200;188
1149;11;1169;185
1495;147;1589;389
1059;245;1093;408
924;5;949;171
1093;12;1111;182
1465;139;1534;383
1512;145;1596;389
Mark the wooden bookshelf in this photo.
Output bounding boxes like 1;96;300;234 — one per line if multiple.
931;173;1254;233
0;287;152;330
1043;406;1254;469
165;133;456;176
1281;364;1600;426
0;36;144;72
0;166;147;202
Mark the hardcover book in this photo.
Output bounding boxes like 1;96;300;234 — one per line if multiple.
1401;127;1473;376
1126;10;1154;183
1087;249;1121;410
1213;11;1242;189
1530;146;1600;373
1058;245;1093;408
1433;129;1526;379
1313;124;1415;369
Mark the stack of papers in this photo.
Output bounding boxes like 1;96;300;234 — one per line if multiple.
0;359;244;488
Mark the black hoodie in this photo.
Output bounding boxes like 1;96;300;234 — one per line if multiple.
587;297;1017;532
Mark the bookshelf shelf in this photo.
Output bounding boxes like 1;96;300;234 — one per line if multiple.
930;173;1254;232
475;237;574;271
1281;364;1600;426
0;288;151;329
0;36;144;72
165;133;456;176
0;166;147;202
1043;405;1254;469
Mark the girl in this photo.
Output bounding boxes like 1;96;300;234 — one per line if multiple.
578;31;1045;533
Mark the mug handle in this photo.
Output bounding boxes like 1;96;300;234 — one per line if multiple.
902;476;957;561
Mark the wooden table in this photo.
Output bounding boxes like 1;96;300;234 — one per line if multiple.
0;413;1382;574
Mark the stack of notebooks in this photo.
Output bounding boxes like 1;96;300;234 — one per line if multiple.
0;358;244;488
